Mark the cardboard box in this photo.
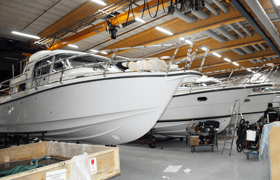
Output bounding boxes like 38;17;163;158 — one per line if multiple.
189;125;196;132
189;136;199;146
0;141;120;180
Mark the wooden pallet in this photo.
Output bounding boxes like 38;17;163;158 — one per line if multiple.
0;141;120;180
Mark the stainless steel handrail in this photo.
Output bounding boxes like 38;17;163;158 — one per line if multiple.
0;42;210;97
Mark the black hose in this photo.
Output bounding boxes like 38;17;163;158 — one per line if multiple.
147;0;160;18
236;119;249;153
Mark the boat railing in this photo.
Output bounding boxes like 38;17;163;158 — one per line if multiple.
0;72;28;87
96;42;210;74
179;83;225;93
33;57;106;89
184;81;266;94
0;56;107;97
0;41;210;97
0;72;29;97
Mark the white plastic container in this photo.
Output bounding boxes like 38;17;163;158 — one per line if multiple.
246;130;257;141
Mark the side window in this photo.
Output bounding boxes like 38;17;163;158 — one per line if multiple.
41;60;51;75
53;55;65;71
198;97;207;102
34;57;52;78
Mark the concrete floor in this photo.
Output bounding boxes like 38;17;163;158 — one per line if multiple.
110;139;267;180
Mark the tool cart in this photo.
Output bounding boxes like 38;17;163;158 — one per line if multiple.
236;121;264;159
186;121;219;153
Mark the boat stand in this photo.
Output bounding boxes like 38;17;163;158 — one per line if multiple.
132;129;182;148
0;131;46;148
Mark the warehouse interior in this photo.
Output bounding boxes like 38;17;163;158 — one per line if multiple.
0;0;280;180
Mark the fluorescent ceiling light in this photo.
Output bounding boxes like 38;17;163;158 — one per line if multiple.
12;31;40;39
155;26;173;35
163;44;173;47
135;17;145;23
148;45;161;47
91;0;106;6
100;51;108;54
224;58;231;62
232;62;239;66
5;57;18;60
90;49;99;53
212;52;221;58
201;47;208;51
116;55;130;59
160;56;170;59
247;68;252;72
185;39;192;44
68;44;78;48
179;37;184;40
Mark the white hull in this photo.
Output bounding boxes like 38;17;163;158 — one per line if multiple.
0;71;201;144
153;86;256;136
240;92;277;124
272;95;280;108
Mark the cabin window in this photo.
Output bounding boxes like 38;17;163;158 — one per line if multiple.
55;54;108;70
34;57;52;78
19;84;26;92
197;97;207;102
244;99;250;102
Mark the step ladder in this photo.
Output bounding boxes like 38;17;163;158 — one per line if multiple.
221;100;241;156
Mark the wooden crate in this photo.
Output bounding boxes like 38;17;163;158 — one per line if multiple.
269;123;280;180
0;141;120;180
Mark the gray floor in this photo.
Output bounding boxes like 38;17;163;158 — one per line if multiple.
110;139;266;180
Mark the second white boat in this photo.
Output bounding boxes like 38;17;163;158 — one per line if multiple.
153;84;272;137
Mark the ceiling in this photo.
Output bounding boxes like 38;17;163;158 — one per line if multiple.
1;0;280;82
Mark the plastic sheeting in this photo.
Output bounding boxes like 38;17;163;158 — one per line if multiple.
126;60;182;72
45;141;107;158
70;152;92;180
259;122;280;179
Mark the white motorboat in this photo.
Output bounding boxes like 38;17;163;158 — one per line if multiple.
0;50;202;145
153;83;272;137
240;91;277;124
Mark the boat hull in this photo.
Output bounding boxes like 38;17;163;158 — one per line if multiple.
272;95;280;108
153;87;252;136
240;92;277;124
0;72;201;144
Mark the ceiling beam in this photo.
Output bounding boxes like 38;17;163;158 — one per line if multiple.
48;0;173;50
104;1;275;57
147;22;280;61
205;61;280;77
231;0;280;56
104;5;245;57
38;0;122;39
197;50;277;73
190;49;278;74
148;31;264;64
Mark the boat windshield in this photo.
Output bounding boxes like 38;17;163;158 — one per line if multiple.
54;53;108;71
